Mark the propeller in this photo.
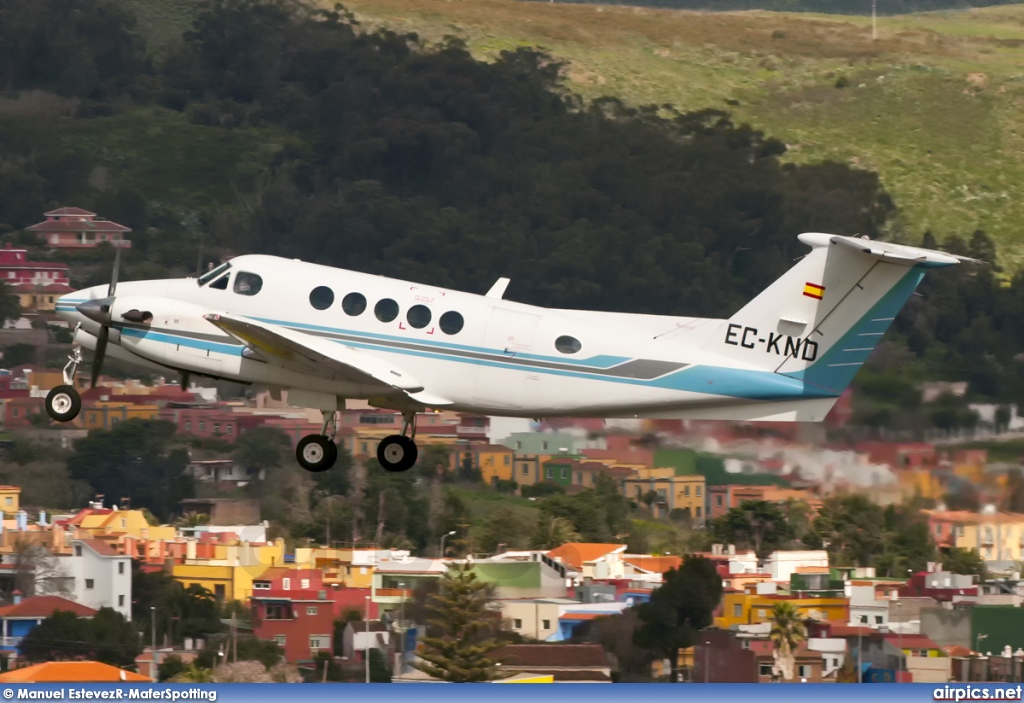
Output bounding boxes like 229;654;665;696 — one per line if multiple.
75;245;122;388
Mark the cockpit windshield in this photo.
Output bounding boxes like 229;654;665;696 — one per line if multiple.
198;262;232;286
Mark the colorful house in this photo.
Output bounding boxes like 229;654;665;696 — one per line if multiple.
26;207;131;249
0;596;96;653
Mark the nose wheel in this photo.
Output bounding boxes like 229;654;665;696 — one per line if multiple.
45;346;84;423
376;412;419;472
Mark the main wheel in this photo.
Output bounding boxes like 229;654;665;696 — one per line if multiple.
45;385;81;422
296;435;337;472
377;435;418;473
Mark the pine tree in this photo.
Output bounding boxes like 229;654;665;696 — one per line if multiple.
413;560;502;682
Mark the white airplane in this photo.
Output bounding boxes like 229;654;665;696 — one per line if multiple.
50;232;970;473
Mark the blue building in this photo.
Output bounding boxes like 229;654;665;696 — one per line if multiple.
0;595;97;653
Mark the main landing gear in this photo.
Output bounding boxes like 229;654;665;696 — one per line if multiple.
376;412;419;473
296;410;340;473
45;347;83;423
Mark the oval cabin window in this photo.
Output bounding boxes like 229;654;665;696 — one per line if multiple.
555;335;582;354
342;292;367;316
309;286;334;310
375;298;399;323
406;305;432;329
439;311;464;335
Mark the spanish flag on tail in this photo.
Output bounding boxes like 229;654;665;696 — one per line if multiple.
803;282;825;300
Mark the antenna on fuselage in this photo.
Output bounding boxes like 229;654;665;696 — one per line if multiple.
485;277;511;299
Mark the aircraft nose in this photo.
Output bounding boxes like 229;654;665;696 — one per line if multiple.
76;297;114;325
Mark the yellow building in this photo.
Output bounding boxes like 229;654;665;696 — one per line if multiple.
172;539;287;602
716;590;849;629
77;509;176;541
621;468;706;522
927;509;1024;562
293;546;375;588
472;444;516;484
896;467;946;502
82;402;160;430
0;486;20;516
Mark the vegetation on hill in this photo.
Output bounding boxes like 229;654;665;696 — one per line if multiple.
540;0;1024;14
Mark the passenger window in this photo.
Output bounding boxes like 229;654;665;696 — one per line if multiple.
210;275;229;290
309;286;334;310
233;272;263;296
555;335;582;354
439;311;464;335
374;298;399;323
342;293;367;316
407;305;431;329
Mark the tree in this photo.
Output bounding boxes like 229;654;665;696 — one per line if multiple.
531;516;582;550
0;281;21;324
66;420;194;522
711;500;793;561
942;547;988;579
158;654;188;682
413;562;503;682
769;601;807;681
19;608;141;667
806;495;888;568
171;664;213;683
233;426;290;476
634;556;723;682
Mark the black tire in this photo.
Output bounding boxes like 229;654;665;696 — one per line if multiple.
296;435;337;472
45;385;81;423
377;435;418;473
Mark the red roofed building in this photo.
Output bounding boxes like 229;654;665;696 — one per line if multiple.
492;643;612;683
0;661;151;682
27;207;131;249
546;543;627;578
0;243;72;313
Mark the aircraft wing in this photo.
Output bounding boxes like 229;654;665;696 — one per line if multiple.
203;313;453;405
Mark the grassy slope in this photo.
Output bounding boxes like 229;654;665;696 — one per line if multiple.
314;0;1024;265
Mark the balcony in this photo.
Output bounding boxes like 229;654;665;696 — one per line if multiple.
375;588;413;599
0;636;22;648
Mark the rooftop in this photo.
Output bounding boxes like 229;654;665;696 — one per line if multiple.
0;661;151;683
0;596;97;619
493;644;611;669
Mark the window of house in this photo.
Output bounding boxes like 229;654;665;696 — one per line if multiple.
309;286;334;310
233;272;263;295
555;336;582;354
875;615;883;624
860;615;868;624
956;526;965;537
118;562;125;574
3;497;9;506
513;619;522;629
560;469;568;480
542;442;548;450
522;465;528;476
307;606;318;616
504;455;510;465
213;424;220;433
733;603;742;617
215;584;225;600
254;582;271;590
374;298;399;323
406;305;431;329
546;468;553;479
282;578;291;590
684;486;690;496
696;506;702;518
185;421;191;431
275;635;287;646
199;422;205;431
267;605;290;620
542;620;550;629
301;579;310;589
797;665;811;679
696;485;702;497
757;609;766;618
439;311;464;335
935;524;942;535
759;663;773;676
119;595;125;607
85;579;94;589
121;518;127;528
576;472;582;484
75;546;82;557
310;635;328;650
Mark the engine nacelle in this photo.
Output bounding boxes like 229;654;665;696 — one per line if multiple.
110;295;242;377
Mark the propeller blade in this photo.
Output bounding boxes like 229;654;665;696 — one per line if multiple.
91;326;109;389
108;245;122;297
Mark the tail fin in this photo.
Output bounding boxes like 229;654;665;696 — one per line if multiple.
702;233;972;395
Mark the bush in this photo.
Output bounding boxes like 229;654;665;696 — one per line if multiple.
158;655;187;682
522;482;564;498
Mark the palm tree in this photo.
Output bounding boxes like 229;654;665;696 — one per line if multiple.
172;664;213;683
175;511;209;528
769;601;807;681
531;517;582;549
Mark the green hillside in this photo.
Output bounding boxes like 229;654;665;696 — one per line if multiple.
323;0;1024;266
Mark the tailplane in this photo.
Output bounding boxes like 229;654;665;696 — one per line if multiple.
701;233;973;396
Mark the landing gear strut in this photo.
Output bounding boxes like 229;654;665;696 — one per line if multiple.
296;411;339;473
376;412;419;473
45;346;83;423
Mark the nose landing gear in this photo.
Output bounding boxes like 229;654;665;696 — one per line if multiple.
45;346;83;423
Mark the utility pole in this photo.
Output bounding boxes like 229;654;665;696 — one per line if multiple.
872;0;878;40
231;613;238;663
365;596;371;683
150;606;158;676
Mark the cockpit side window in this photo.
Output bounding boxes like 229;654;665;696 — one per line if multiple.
233;272;263;296
209;275;229;290
198;262;232;286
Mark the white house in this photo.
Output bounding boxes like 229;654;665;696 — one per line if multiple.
60;540;132;620
342;620;390;659
765;550;829;583
848;584;891;629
